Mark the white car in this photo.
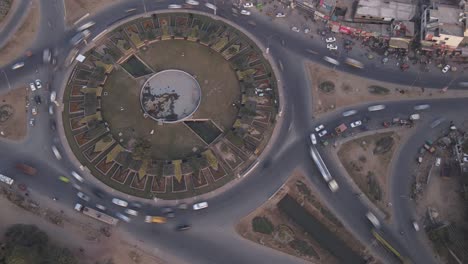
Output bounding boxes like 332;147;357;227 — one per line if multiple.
442;65;450;73
291;27;300;33
350;120;362;128
328;179;339;192
243;2;253;8
116;212;131;223
71;171;84;182
342;110;357;117
168;4;182;9
414;104;430;111
368;104;385;112
31;106;37;116
29;83;36;92
327;44;338;51
112;198;128;207
50;91;56;102
240;10;251;15
193;201;208;210
366;212;381;229
304;28;310;34
35;79;42;89
125;209;138;216
435;157;441;167
52;145;62;160
275;12;286;18
11;62;24;70
315;124;324;132
96;204;106;211
77;192;90;202
412;221;420;231
318;130;328;137
186;0;199;5
29;118;35;127
323;56;340;66
77;21;95;31
205;3;217;10
49;105;54;115
310;133;317;145
325;37;336;43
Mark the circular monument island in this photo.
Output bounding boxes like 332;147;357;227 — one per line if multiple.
62;12;279;199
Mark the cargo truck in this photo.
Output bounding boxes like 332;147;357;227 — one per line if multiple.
74;203;119;225
335;123;347;134
15;163;37;176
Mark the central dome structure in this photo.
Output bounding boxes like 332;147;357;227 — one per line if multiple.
140;69;202;123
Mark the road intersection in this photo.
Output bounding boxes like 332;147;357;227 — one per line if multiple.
0;0;466;263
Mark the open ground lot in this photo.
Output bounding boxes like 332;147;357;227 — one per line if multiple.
139;40;240;132
0;0;12;24
336;130;411;219
64;0;122;25
0;0;39;66
0;87;27;141
236;170;378;264
307;62;468;116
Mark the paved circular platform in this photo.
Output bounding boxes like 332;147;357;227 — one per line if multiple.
140;69;202;123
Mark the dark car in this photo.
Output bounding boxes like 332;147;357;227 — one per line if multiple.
50;120;56;131
92;188;105;199
176;224;191;231
34;95;42;105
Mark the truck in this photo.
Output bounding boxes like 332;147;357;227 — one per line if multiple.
0;174;14;185
74;203;119;225
335;123;347;134
423;141;435;153
15;163;37;176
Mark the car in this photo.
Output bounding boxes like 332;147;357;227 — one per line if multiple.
34;95;41;105
48;105;54;115
176;224;191;231
77;21;95;31
112;198;128;207
442;65;450;73
35;79;42;89
96;204;106;211
342;110;357;117
412;221;420;231
193;201;208;210
178;203;188;210
345;58;364;69
77;192;90;202
414;104;430;111
58;176;70;183
50;120;56;131
275;12;286;18
318;130;328;137
116;212;131;223
72;183;82;190
328;179;339;192
240;10;251;15
314;124;325;132
92;188;105;199
325;37;336;43
323;56;340;66
310;133;317;145
29;118;35;127
130;202;142;208
125;209;138;216
204;3;217;11
326;44;338;50
368;104;386;112
52;145;62;160
43;49;51;64
304;28;310;34
29;83;36;92
71;171;84;182
11;62;25;70
366;212;381;229
243;2;253;8
350;120;362;128
168;4;182;9
435;157;441;167
50;91;57;102
145;216;167;223
31;107;37;116
291;27;300;33
185;0;199;5
162;207;175;217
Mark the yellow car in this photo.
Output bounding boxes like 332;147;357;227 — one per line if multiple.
58;176;70;183
145;216;167;224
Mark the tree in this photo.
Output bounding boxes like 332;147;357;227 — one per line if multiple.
252;216;274;235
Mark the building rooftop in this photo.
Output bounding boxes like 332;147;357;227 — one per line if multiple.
429;5;462;24
356;0;416;21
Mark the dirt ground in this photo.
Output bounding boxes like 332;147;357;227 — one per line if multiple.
64;0;122;25
236;170;379;264
307;62;468;116
336;130;411;219
0;0;39;66
0;87;27;141
0;192;169;264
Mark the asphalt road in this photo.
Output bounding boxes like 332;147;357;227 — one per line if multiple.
0;0;466;263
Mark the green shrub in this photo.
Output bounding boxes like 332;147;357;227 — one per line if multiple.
252;216;274;234
368;85;390;95
289;239;318;258
319;81;335;93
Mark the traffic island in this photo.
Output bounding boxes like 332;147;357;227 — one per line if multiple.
61;13;279;199
0;87;27;141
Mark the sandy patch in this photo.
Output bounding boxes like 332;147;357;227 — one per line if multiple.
307;62;468;116
64;0;122;26
0;86;27;141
